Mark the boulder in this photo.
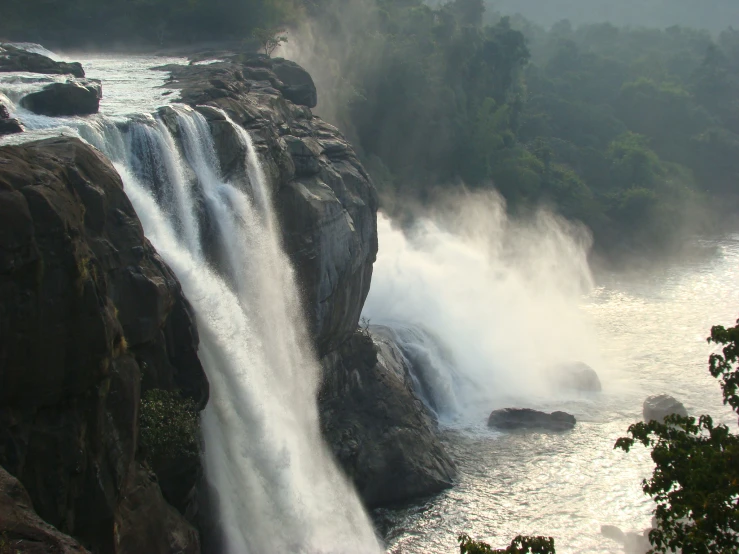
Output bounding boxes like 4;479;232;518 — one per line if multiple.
0;466;89;553
0;137;208;552
0;103;23;135
488;408;577;431
270;58;318;108
554;361;602;392
0;44;85;78
20;80;102;116
320;329;456;508
643;394;688;423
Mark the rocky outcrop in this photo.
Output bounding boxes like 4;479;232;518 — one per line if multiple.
320;327;456;508
488;408;577;431
0;467;89;554
0;103;23;136
643;394;688;423
0;137;207;552
0;44;85;78
20;80;102;116
163;55;377;356
553;362;602;392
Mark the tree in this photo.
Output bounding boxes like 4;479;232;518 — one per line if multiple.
252;27;288;58
615;318;739;554
458;533;555;553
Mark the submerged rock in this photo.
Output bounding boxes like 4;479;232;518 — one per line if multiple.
488;408;577;431
320;329;456;507
20;79;102;116
0;467;89;553
0;103;23;135
0;43;85;78
554;361;602;392
643;394;688;423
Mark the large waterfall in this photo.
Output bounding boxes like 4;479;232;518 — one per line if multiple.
2;90;380;550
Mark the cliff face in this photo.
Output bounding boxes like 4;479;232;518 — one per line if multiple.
0;138;206;553
0;51;454;553
165;55;455;508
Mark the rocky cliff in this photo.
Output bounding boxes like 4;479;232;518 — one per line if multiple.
163;54;456;508
0;138;206;553
0;50;454;553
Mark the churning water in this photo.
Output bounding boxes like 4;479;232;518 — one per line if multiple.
365;195;739;553
1;49;380;553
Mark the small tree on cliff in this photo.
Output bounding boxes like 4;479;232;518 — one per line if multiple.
616;318;739;553
252;27;288;58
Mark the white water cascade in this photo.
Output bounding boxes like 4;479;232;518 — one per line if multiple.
1;91;381;551
363;193;599;424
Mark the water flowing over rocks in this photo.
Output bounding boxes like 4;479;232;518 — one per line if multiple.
643;394;688;423
0;48;454;551
0;137;206;553
0;43;85;78
20;79;102;116
488;408;577;431
320;326;457;507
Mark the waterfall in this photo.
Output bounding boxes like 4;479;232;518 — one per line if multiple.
5;103;381;552
363;197;598;424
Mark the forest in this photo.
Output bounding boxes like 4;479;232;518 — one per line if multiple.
3;0;739;256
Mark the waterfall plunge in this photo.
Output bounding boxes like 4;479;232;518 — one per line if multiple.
60;106;380;553
363;194;599;425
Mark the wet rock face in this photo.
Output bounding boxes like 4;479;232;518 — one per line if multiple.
20;80;102;116
488;408;577;432
643;394;688;423
0;44;85;78
0;103;23;136
0;137;207;553
0;467;90;554
165;55;377;356
320;328;457;508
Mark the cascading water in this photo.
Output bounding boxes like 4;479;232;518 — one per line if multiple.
363;193;599;423
113;108;381;553
2;70;381;550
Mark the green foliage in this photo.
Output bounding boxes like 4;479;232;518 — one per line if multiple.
615;318;739;554
252;27;288;58
458;533;555;554
139;389;199;468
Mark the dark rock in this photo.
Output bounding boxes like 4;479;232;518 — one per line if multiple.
0;137;207;552
488;408;577;431
0;466;89;553
114;467;200;554
164;57;377;356
0;103;23;136
643;394;688;423
320;328;456;508
20;80;102;116
0;44;85;78
270;58;318;108
554;361;602;392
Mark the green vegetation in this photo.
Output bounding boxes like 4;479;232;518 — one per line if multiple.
252;27;288;57
139;389;200;469
301;0;739;256
615;318;739;553
459;533;555;553
0;0;303;46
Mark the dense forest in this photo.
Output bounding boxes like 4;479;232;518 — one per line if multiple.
3;0;739;255
295;0;739;256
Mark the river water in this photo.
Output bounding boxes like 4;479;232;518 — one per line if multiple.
366;206;739;553
2;47;738;554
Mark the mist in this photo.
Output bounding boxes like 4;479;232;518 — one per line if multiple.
362;191;600;423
